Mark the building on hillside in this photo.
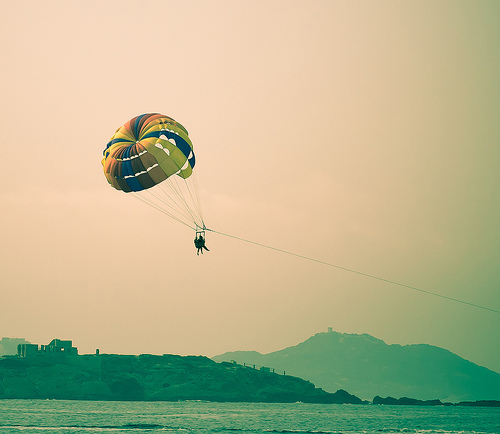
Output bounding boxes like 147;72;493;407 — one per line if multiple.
41;339;78;355
17;339;78;357
17;343;39;358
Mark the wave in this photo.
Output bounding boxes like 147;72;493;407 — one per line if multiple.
0;427;336;433
264;430;341;434
264;430;340;434
0;424;492;434
0;423;169;430
0;426;491;434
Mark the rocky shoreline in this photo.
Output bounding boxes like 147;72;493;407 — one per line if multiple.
373;395;500;407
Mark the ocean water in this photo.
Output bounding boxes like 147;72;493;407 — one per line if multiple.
0;400;498;434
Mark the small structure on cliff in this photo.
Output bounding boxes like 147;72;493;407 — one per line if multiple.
18;339;78;357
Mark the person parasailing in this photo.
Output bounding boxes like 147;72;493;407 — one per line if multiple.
194;232;210;255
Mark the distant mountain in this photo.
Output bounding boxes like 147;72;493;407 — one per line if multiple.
212;331;500;402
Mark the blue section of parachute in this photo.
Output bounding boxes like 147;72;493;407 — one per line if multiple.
103;138;132;156
142;130;195;169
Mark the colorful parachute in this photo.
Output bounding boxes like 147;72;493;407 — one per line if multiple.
102;113;205;230
102;113;195;192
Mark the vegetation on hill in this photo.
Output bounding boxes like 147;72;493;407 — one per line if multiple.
0;353;365;403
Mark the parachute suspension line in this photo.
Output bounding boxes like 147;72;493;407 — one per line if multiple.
165;175;202;227
128;167;204;230
130;192;195;230
188;170;205;226
132;192;195;229
206;228;500;315
141;184;194;225
184;173;204;226
157;181;200;227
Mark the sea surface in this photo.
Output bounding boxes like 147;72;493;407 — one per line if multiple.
0;400;498;434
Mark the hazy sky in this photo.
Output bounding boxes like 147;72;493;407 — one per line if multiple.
2;1;500;373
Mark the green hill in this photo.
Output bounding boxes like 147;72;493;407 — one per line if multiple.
0;353;364;403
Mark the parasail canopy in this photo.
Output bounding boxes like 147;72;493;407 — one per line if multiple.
102;113;205;230
102;113;195;192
